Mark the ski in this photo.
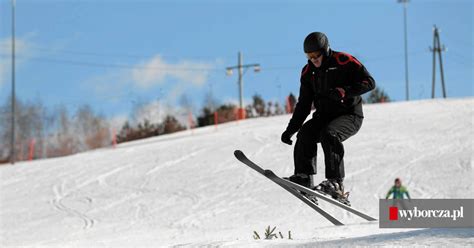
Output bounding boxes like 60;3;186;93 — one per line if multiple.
271;171;377;221
234;150;343;225
234;150;377;225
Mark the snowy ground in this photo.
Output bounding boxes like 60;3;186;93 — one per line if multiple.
1;98;473;247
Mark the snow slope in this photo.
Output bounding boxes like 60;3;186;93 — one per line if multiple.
1;98;473;247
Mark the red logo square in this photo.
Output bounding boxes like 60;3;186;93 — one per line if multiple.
389;206;398;221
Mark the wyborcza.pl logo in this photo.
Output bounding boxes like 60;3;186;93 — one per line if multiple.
389;206;464;221
379;199;474;228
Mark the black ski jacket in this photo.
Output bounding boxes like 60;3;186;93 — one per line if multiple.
286;50;375;134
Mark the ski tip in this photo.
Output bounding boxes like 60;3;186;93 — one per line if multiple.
234;150;243;156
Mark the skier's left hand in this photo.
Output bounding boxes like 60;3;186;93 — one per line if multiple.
327;87;345;102
281;130;294;145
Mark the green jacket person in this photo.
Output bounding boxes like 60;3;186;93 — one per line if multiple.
386;178;411;199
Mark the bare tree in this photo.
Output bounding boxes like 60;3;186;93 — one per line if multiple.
0;96;16;161
203;91;219;112
48;105;76;157
74;105;110;151
274;102;284;115
252;94;266;117
0;95;53;161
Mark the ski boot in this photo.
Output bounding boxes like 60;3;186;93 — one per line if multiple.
284;174;318;205
314;179;350;206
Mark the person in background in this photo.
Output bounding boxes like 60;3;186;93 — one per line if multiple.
386;178;411;199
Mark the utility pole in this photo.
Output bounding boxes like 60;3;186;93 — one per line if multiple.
430;25;447;99
226;52;260;119
398;0;410;101
11;0;16;164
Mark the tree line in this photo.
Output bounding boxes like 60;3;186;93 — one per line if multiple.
0;97;110;163
0;87;388;163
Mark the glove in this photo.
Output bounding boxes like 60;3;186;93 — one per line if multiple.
281;130;294;145
327;87;345;102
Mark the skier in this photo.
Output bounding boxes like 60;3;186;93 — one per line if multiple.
386;178;411;199
281;32;375;204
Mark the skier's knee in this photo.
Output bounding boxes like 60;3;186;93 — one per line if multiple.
321;129;345;155
321;129;340;143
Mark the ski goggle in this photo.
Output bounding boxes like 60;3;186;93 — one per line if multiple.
306;51;323;60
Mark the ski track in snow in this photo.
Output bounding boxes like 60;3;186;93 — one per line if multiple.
51;180;96;230
0;98;473;247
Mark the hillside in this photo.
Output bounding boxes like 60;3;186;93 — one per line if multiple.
1;98;473;247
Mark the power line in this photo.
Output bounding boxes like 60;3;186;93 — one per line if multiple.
261;66;298;71
0;42;432;64
0;54;222;71
0;44;234;60
448;51;473;63
445;53;472;68
0;49;448;75
261;50;428;71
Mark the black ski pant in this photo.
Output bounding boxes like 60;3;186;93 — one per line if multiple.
293;114;363;180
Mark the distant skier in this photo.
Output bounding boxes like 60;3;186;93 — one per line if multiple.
281;32;375;204
386;178;411;200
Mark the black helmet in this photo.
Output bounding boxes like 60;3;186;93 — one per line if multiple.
304;32;330;55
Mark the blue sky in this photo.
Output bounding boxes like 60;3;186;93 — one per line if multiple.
0;0;472;123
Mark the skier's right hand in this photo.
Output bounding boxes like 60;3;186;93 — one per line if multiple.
281;130;294;145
